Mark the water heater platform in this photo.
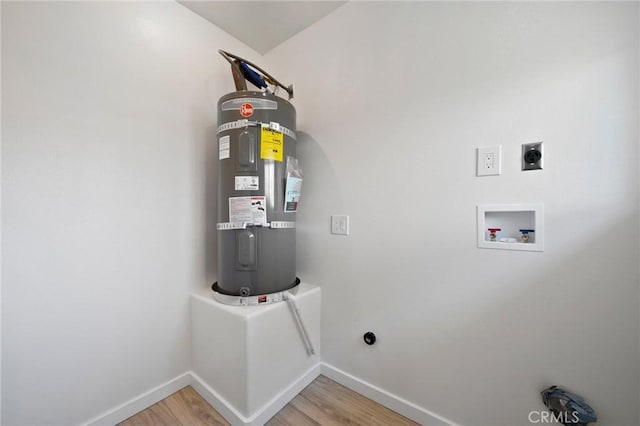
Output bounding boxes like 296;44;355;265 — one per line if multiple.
190;283;321;425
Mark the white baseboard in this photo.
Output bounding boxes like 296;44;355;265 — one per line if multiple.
80;363;454;426
81;372;193;426
321;362;460;426
79;364;320;426
249;363;321;425
189;371;249;425
191;363;321;426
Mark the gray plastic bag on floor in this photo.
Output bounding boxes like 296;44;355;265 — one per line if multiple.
541;385;597;426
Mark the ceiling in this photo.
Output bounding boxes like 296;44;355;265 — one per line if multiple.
178;1;346;55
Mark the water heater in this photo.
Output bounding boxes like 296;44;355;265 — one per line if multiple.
213;51;301;305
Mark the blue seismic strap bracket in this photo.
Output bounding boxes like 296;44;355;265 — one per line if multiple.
219;49;294;99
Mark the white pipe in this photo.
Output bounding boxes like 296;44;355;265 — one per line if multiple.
284;291;316;356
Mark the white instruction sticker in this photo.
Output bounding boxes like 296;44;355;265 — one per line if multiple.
219;135;230;160
229;196;267;225
284;176;303;212
235;176;259;191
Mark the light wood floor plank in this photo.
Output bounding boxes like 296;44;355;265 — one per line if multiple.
163;386;230;426
265;403;320;426
289;391;347;425
294;376;418;426
118;401;181;426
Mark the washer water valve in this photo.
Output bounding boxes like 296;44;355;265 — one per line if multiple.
488;228;501;242
520;229;535;243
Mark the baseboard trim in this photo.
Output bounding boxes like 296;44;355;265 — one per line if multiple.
80;363;454;426
189;371;249;425
81;372;193;426
321;362;459;426
191;363;321;426
249;363;321;425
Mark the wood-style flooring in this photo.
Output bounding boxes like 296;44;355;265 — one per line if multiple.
118;375;418;426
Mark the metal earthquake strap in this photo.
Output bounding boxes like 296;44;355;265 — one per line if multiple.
217;119;297;141
270;221;296;229
216;221;296;230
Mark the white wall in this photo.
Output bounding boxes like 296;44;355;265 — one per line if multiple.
266;2;640;425
1;2;258;424
0;1;3;422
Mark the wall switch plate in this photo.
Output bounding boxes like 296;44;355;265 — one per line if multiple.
331;215;349;235
477;145;502;176
522;141;543;170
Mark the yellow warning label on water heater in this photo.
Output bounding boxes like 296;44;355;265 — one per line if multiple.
260;128;284;162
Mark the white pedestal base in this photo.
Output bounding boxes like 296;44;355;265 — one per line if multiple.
190;283;321;425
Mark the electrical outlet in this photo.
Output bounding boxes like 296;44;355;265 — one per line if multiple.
522;142;543;170
477;145;502;176
331;215;349;235
484;152;495;169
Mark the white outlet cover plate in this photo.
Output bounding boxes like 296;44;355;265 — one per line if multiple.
331;215;349;235
477;145;502;176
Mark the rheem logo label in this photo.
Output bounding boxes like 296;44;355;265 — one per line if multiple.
240;103;254;117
